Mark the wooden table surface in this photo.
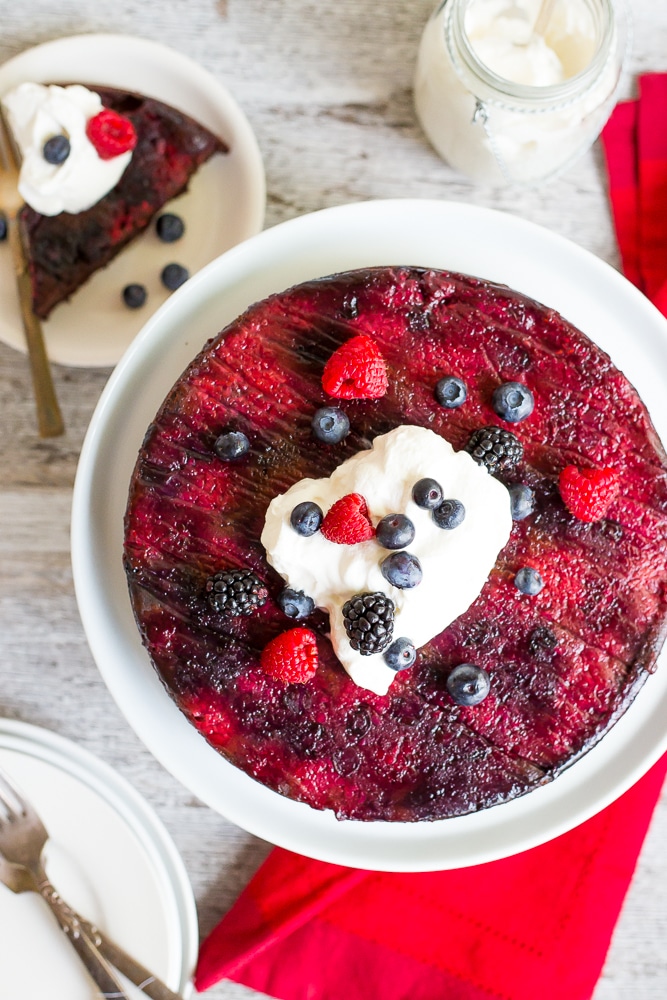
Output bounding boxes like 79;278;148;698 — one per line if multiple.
1;2;666;997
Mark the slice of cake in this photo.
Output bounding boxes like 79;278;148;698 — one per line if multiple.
2;82;226;318
123;266;667;822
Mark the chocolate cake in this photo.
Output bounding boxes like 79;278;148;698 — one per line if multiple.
18;86;226;318
123;266;667;822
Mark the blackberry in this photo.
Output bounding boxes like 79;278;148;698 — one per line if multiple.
466;426;523;474
206;569;268;615
342;592;395;656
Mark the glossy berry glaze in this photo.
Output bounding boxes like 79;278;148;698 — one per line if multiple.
123;267;667;821
19;86;226;318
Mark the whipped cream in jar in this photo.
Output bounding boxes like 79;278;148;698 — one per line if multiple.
413;0;628;185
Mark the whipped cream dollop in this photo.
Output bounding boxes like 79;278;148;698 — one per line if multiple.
2;83;132;215
261;426;512;695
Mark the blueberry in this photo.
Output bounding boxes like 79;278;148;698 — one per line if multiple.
381;551;422;589
311;406;350;444
507;483;535;520
290;501;323;536
161;262;189;290
412;477;443;510
432;499;465;529
376;513;415;550
156;213;185;243
492;382;534;423
214;430;250;461
514;566;544;595
0;211;7;241
43;134;70;164
277;587;315;619
383;637;417;671
435;375;467;409
122;283;147;309
446;664;490;706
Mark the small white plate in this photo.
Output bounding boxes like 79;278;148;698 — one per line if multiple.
71;199;667;872
0;33;265;368
0;718;197;998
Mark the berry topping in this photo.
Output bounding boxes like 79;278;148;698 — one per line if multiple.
432;498;465;529
43;134;70;164
492;381;534;423
514;566;544;596
412;477;444;510
383;637;417;672
528;626;558;656
0;211;7;241
86;108;137;160
277;587;315;620
311;406;350;444
380;551;423;589
290;501;323;536
558;465;620;522
321;493;374;544
321;334;388;399
446;664;490;706
161;262;189;291
156;213;185;243
435;375;467;408
122;283;147;309
260;627;319;684
466;426;523;474
342;592;395;655
206;568;268;615
375;513;416;550
214;430;250;461
507;482;535;520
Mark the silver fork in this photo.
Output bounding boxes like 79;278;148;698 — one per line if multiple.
0;106;64;437
0;765;183;1000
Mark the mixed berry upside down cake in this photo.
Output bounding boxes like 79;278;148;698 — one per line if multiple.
123;266;667;822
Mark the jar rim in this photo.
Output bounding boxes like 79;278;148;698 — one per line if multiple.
449;0;619;105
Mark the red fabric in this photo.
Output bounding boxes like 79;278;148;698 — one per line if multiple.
195;81;667;1000
601;72;667;312
196;751;667;999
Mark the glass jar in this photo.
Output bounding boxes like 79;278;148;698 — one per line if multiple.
413;0;628;185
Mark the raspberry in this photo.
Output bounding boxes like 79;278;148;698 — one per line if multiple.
260;627;319;684
321;334;388;399
86;109;137;160
321;493;375;544
558;465;620;522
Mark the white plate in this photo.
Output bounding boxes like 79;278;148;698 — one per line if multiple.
71;199;667;872
0;719;197;998
0;33;265;368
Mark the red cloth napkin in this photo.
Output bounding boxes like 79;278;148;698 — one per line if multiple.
195;85;667;1000
601;72;667;312
196;751;667;999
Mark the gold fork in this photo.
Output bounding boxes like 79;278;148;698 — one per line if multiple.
0;107;64;437
0;764;184;999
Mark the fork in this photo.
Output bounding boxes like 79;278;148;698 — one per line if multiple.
0;107;64;437
0;765;183;1000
